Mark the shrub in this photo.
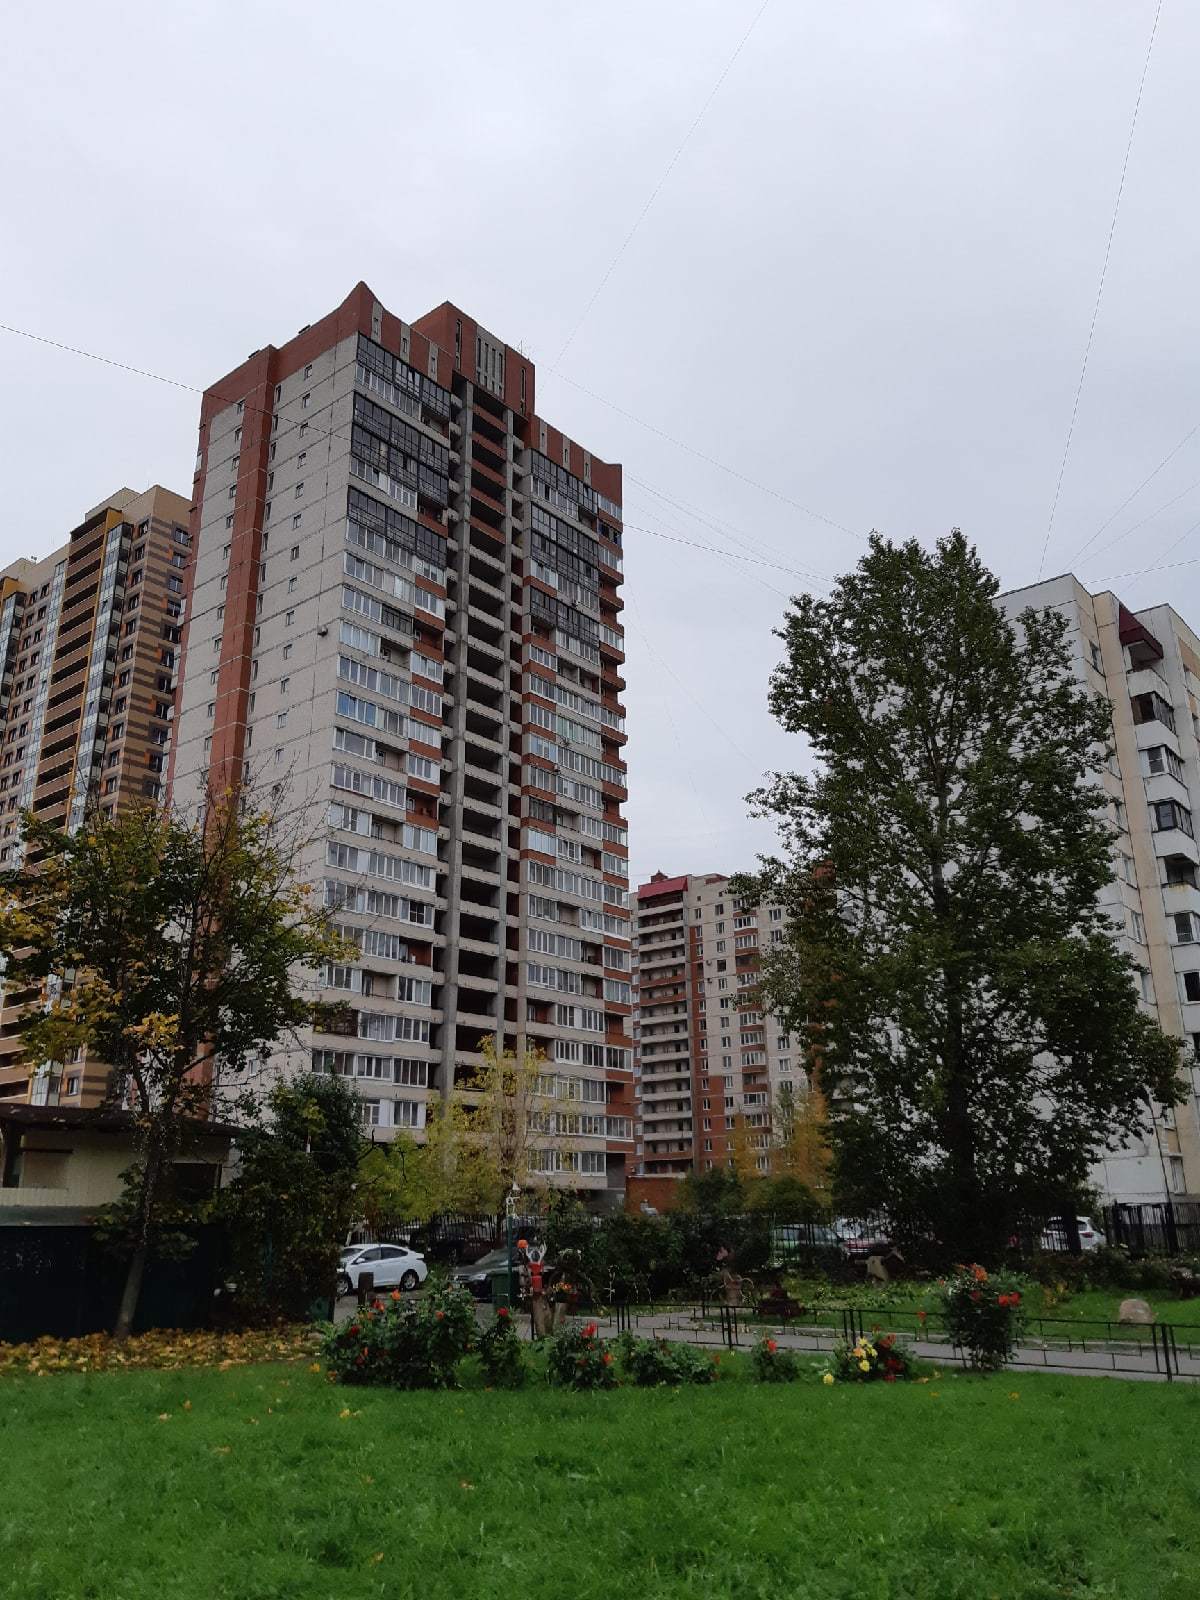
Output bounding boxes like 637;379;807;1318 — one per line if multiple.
623;1336;719;1387
477;1306;526;1389
825;1331;914;1384
545;1321;618;1390
321;1283;477;1388
751;1335;802;1382
941;1264;1028;1371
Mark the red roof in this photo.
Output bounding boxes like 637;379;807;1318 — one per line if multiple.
637;873;689;900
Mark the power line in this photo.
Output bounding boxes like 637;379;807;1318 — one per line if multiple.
1077;472;1200;567
551;370;863;541
630;473;833;586
1;317;862;575
1037;0;1165;579
550;0;772;371
1070;419;1200;564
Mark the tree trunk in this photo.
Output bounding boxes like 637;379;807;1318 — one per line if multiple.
113;1146;162;1341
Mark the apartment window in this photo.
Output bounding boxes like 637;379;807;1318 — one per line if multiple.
1175;913;1198;945
275;747;285;765
295;482;304;498
228;486;236;501
206;703;215;719
290;544;300;560
1111;798;1126;831
1089;641;1103;671
1129;909;1146;942
276;711;287;728
1152;799;1194;838
297;451;307;467
225;514;234;530
1119;852;1137;887
236;399;245;415
1166;857;1198;888
1182;971;1200;1004
285;609;295;627
282;642;293;660
304;363;312;378
288;576;297;592
302;392;311;409
292;515;301;531
210;669;219;685
299;422;308;438
1146;745;1186;782
1131;691;1176;735
216;605;224;621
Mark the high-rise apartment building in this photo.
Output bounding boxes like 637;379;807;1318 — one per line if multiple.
633;872;796;1178
1001;576;1200;1202
170;283;634;1198
0;484;193;1106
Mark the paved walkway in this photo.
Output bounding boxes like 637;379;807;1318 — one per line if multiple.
333;1292;1196;1382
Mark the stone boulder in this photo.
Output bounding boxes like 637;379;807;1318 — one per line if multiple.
1117;1297;1155;1325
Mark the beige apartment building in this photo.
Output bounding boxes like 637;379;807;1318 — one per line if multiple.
633;872;797;1178
1001;576;1200;1203
0;484;193;1107
168;283;635;1199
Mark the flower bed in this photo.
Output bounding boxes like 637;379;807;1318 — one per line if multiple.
824;1332;914;1384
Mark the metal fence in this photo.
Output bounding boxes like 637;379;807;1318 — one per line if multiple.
583;1293;1195;1380
0;1224;228;1345
1103;1202;1200;1256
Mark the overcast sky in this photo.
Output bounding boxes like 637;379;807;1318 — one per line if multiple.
2;1;1197;885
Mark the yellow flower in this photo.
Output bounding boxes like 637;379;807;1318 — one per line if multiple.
309;1362;322;1374
822;1372;835;1386
852;1347;864;1359
858;1360;870;1372
338;1407;352;1419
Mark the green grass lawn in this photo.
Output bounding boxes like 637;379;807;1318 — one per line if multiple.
3;1362;1200;1600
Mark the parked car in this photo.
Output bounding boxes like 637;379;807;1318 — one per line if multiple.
452;1247;517;1301
833;1220;894;1257
336;1243;428;1297
1041;1216;1107;1253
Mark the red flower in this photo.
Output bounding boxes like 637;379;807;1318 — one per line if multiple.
885;1357;901;1372
884;1373;897;1384
497;1306;510;1319
916;1310;927;1323
766;1339;778;1353
602;1353;613;1366
1010;1291;1021;1305
583;1323;597;1339
390;1290;401;1302
435;1310;445;1321
372;1299;383;1311
348;1324;360;1337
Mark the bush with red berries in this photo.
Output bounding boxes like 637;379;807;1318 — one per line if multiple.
545;1320;618;1390
321;1283;477;1388
941;1264;1029;1371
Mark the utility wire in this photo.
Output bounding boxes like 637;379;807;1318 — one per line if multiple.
552;370;862;541
1037;0;1165;578
550;0;772;371
1070;418;1200;564
1076;472;1200;567
630;472;833;586
0;319;848;593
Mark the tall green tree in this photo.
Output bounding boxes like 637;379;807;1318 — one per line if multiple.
0;795;347;1336
216;1072;363;1321
738;532;1183;1261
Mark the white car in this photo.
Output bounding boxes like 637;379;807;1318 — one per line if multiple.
336;1243;428;1297
1040;1216;1107;1252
